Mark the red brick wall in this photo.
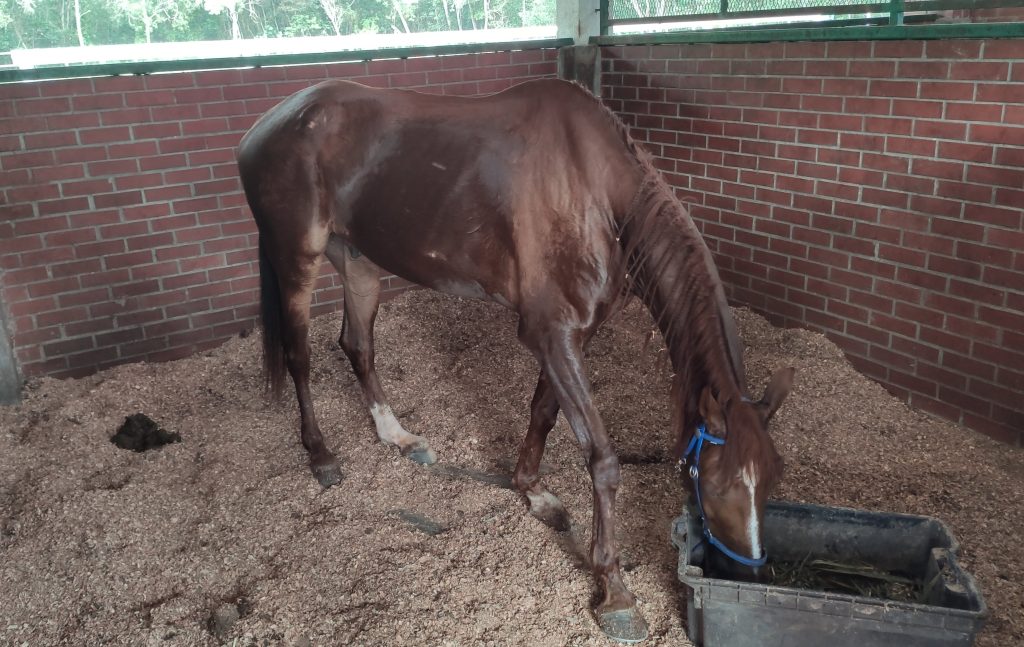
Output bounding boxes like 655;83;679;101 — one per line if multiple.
0;48;559;379
601;39;1024;445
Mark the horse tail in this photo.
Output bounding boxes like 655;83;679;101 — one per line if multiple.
258;236;287;400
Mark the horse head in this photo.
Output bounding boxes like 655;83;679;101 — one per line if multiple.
683;367;795;580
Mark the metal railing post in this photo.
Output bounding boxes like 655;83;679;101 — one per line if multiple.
890;0;906;24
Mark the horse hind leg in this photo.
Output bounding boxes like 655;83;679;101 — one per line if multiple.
512;371;570;532
325;236;436;465
260;237;343;488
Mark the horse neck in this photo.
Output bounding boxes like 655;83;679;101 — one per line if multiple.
619;176;748;438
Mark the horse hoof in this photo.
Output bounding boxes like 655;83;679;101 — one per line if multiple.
526;491;571;532
596;607;649;644
312;459;344;488
401;442;437;465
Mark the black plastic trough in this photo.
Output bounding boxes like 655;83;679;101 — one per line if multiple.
672;501;988;647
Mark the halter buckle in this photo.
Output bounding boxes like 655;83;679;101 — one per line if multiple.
688;465;699;480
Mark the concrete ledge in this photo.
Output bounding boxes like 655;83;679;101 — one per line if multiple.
0;38;574;84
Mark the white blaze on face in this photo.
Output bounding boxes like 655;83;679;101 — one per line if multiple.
741;463;762;560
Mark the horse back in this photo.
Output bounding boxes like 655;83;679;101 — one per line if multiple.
238;79;643;316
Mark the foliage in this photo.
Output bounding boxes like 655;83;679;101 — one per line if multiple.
0;0;555;49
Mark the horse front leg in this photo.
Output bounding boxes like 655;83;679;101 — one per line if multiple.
325;237;436;465
512;371;571;531
522;323;649;643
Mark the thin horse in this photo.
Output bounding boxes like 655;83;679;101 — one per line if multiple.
237;78;793;642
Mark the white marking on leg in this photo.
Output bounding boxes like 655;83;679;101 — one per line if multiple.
741;464;762;560
369;403;410;446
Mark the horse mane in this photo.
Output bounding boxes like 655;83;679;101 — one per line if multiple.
577;85;759;473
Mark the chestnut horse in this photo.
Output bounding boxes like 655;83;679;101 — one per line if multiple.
237;78;793;642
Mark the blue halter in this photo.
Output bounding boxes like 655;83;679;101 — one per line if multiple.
678;423;767;568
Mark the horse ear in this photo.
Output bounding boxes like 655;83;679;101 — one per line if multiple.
699;387;725;430
759;367;795;421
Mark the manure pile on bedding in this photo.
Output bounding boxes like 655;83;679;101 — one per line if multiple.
1;289;1021;647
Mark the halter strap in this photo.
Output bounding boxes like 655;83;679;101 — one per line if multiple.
678;422;767;569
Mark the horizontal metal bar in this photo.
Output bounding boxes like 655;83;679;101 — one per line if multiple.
592;21;1024;43
606;0;1024;25
906;0;1024;9
608;4;894;25
613;14;898;29
0;38;574;84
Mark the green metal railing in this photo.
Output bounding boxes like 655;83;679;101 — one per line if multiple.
601;0;1024;32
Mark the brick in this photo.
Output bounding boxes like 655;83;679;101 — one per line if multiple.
886;136;936;158
910;194;963;219
7;184;61;204
910;394;961;422
947;101;1005;127
874;40;925;58
947;278;1005;309
919;82;976;102
869;345;918;373
994;188;1024;212
928;254;983;280
976;83;1024;103
897;266;949;291
57;286;111;309
898;61;949;79
16;97;72;117
979;304;1024;333
947;314;1000;343
22;131;77;150
868;79;918;98
880;237;927;265
986;40;1024;60
829;264;874;290
983;266;1024;290
846;320;890;346
831;233;875;257
93;191;143;209
971;124;1024;145
926;40;983;59
51;258;103;279
913;120;967;141
900;231;952;256
994;145;1023;167
816;181;858;201
884;173;933;194
888;368;940;398
910;159;964;183
938;141;994;164
936;180;993;204
985;228;1024;252
954;241;1012;268
839;133;885;152
967;165;1024;188
61;178;114;197
3;150;55;170
864;117;912;136
964;413;1020;446
43;227;99;248
86;159;138;177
